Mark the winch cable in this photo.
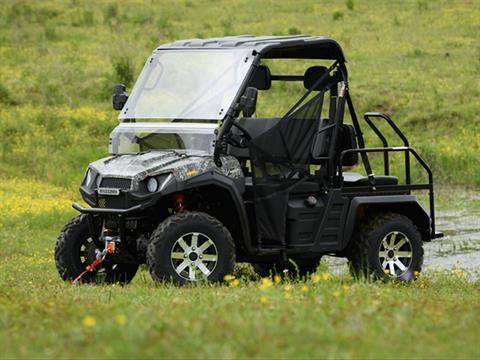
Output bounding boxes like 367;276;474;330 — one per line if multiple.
71;249;108;285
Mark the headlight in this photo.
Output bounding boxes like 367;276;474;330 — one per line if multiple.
146;177;159;193
85;169;93;186
96;175;102;188
83;168;98;188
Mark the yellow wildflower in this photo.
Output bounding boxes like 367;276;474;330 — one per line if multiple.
452;267;465;278
321;273;332;281
312;274;321;283
274;274;282;284
284;284;292;292
0;178;75;219
82;316;96;329
333;291;341;297
223;274;235;282
231;279;240;287
260;295;269;304
384;269;390;275
259;278;273;290
115;315;127;326
301;285;309;292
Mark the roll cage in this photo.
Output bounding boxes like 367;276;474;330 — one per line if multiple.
184;35;440;240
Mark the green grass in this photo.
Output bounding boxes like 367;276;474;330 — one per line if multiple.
1;0;480;358
1;213;479;359
0;189;479;359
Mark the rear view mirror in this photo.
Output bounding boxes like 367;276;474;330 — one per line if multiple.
239;86;258;117
112;84;128;110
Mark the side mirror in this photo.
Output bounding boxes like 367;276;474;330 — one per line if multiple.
239;86;257;117
112;84;128;110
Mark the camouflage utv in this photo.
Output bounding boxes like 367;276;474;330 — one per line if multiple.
55;35;442;285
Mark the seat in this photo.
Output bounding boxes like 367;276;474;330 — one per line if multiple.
343;172;398;186
227;117;281;159
290;181;321;193
247;65;271;90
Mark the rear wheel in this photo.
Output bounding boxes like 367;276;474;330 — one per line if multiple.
147;212;235;285
55;215;138;284
347;213;423;281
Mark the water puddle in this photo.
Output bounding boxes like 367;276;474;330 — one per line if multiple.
324;207;480;275
424;208;480;270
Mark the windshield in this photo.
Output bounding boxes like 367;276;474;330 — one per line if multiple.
109;123;217;155
119;49;254;120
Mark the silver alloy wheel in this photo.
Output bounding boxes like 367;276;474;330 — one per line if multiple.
378;231;413;277
170;232;218;281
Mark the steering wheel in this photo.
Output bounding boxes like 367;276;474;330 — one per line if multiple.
228;120;252;148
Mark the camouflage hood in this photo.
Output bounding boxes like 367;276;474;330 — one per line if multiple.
89;150;242;187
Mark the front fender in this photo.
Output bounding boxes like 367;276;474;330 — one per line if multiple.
177;172;251;252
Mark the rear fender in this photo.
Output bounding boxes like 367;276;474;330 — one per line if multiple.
343;195;431;248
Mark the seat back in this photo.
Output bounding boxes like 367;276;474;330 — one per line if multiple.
304;66;329;90
227;117;281;159
310;123;358;166
338;124;358;166
311;118;331;160
247;65;271;90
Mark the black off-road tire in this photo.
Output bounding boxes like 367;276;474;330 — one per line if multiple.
147;211;235;285
55;215;138;284
347;213;423;281
253;258;321;278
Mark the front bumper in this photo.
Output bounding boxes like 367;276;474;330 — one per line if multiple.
73;202;146;243
72;202;145;215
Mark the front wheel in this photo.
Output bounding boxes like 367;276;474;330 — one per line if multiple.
147;212;235;285
347;213;423;281
55;215;138;284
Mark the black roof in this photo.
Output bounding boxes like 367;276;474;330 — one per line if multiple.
158;35;346;62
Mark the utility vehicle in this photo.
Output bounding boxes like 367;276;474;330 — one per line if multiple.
55;35;443;285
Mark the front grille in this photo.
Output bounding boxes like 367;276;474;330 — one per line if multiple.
100;177;132;190
97;194;128;209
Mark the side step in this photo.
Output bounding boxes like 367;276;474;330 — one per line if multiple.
257;247;284;256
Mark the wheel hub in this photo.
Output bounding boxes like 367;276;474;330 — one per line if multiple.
170;232;218;281
378;231;413;277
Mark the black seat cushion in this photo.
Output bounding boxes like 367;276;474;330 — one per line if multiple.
343;172;398;186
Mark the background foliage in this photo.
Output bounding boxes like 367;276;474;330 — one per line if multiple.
0;0;478;188
0;0;479;358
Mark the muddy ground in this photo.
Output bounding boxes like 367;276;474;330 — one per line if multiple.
324;206;480;277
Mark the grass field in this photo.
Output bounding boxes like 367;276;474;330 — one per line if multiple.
1;191;479;359
0;0;479;358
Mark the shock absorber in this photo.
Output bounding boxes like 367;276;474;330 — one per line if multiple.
174;193;186;213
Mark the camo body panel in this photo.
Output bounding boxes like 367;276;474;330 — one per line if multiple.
89;150;242;190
